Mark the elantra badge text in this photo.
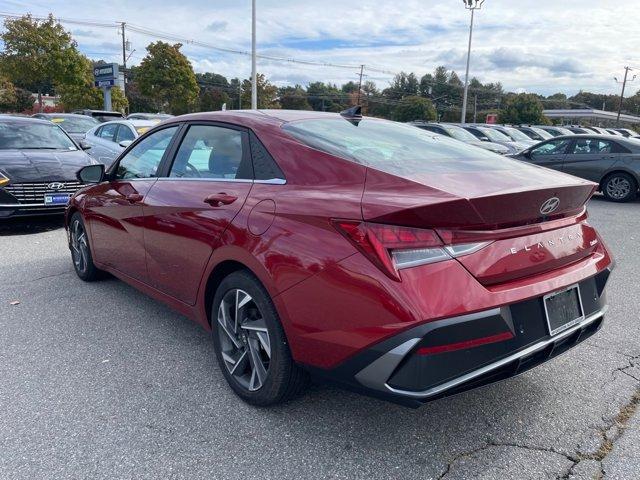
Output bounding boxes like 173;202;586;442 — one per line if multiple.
509;232;588;255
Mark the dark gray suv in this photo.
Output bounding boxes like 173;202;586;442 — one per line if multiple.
511;135;640;202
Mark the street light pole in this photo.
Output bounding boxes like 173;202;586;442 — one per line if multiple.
461;0;484;124
251;0;257;109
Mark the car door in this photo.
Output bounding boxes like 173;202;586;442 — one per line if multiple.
142;123;254;305
115;124;136;144
88;123;122;166
525;138;571;170
562;138;619;182
84;125;180;283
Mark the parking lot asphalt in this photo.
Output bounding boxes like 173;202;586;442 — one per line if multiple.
1;196;639;480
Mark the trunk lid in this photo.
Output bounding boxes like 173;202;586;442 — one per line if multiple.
362;163;598;285
362;162;596;229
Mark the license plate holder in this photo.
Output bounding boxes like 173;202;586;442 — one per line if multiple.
543;284;585;336
44;193;71;206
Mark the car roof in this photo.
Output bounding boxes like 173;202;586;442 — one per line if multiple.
35;113;94;119
95;119;157;128
164;109;368;128
0;115;52;125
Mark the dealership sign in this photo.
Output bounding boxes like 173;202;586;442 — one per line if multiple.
93;63;119;88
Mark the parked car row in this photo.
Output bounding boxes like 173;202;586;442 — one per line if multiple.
410;121;640;202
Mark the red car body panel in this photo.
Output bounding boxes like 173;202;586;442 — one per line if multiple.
66;110;613;403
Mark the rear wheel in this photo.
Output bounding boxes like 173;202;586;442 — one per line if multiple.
69;212;103;281
602;172;637;202
211;270;309;406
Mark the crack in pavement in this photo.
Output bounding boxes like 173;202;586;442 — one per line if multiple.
0;270;73;288
437;388;640;480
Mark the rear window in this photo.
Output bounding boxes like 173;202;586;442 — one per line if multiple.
282;118;523;175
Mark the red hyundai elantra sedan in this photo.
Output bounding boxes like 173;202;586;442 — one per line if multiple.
66;109;613;407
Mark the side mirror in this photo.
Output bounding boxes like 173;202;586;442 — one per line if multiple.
77;164;105;184
119;140;133;148
79;140;92;150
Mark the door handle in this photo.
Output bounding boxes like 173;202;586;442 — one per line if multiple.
204;193;238;207
125;193;144;203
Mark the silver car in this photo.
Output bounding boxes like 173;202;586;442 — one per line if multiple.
510;134;640;202
461;125;529;154
83;119;156;167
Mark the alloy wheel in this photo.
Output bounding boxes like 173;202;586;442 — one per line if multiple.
70;219;89;274
217;289;271;391
606;176;632;200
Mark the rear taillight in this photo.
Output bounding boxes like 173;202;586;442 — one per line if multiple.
333;220;490;280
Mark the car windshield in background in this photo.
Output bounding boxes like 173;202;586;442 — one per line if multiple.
0;122;77;150
283;118;521;176
50;116;100;133
442;125;480;142
498;127;532;142
477;126;511;142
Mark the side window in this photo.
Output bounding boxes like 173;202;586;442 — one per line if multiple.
115;125;136;143
116;126;178;179
249;132;285;181
99;123;118;141
531;139;570;157
94;126;103;137
169;125;252;180
571;139;613;155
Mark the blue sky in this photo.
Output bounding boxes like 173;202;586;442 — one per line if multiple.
2;0;638;96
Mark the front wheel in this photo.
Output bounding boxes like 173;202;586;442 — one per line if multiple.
602;172;638;202
69;212;103;281
211;270;309;406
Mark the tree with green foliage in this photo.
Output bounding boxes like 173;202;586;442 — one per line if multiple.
200;88;230;111
385;72;420;100
0;76;17;112
392;96;436;122
241;74;279;109
0;14;88;111
136;42;199;115
278;85;311;110
305;82;343;111
499;93;546;124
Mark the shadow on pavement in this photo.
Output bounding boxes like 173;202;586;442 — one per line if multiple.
0;215;65;236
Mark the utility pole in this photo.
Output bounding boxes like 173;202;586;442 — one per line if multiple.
120;22;127;99
473;94;478;123
615;67;635;126
356;64;365;105
461;0;485;124
251;0;257;109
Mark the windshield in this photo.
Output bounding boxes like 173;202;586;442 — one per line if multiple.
49;116;99;133
0;122;77;150
442;125;480;143
477;126;511;142
495;126;532;142
530;127;553;139
282;118;521;176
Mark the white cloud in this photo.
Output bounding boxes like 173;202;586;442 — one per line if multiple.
3;0;638;95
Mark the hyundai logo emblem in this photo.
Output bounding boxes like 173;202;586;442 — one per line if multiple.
47;182;65;191
540;197;560;215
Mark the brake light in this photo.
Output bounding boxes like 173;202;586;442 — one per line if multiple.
333;220;490;281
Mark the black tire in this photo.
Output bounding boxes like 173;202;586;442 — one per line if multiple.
602;172;638;203
69;212;103;281
211;270;309;406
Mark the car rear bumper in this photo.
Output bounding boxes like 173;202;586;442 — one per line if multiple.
309;268;611;407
